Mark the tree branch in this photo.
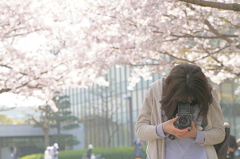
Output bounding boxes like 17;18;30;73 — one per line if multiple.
204;19;233;43
179;0;240;11
171;33;238;39
0;88;11;94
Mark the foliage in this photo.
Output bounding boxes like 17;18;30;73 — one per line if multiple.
51;92;80;132
0;114;23;124
50;134;80;149
50;92;80;148
28;92;80;148
20;153;43;159
19;147;147;159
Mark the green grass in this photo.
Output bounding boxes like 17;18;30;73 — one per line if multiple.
19;147;147;159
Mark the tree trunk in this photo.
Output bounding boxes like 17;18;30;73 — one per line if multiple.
43;127;50;148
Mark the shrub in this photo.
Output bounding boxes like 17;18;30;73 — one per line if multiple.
20;147;147;159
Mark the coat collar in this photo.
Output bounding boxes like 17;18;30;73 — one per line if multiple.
149;78;164;102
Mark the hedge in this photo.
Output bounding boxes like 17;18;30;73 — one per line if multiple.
19;147;147;159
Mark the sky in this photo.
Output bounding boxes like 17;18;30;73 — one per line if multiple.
0;92;44;108
0;92;42;120
0;107;35;120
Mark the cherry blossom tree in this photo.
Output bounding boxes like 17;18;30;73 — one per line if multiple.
75;0;240;89
1;0;240;108
0;0;109;109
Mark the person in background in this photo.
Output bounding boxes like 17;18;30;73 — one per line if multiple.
134;138;144;159
44;146;52;159
235;139;240;159
50;143;59;159
82;153;87;159
90;153;97;159
10;146;20;159
10;146;14;159
86;144;94;159
135;63;225;159
224;122;238;159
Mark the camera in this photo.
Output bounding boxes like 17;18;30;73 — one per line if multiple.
174;102;192;129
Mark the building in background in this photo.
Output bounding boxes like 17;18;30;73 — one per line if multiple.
63;65;164;148
0;124;84;159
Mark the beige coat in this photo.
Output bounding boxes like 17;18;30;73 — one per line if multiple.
135;78;225;159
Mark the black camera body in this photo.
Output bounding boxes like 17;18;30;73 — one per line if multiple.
174;102;192;129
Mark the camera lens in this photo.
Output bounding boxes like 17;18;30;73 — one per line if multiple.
179;115;190;127
180;118;187;124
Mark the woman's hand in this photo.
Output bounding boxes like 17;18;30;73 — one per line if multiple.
162;116;191;140
181;121;197;138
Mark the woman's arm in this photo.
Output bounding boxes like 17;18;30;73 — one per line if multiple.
201;90;225;146
135;87;161;141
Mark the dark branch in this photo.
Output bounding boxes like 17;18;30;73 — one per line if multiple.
204;20;233;43
0;88;11;94
171;33;238;39
179;0;240;11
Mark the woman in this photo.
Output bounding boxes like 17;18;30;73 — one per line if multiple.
135;63;225;159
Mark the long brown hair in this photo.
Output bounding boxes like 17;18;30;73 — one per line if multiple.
161;63;213;119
